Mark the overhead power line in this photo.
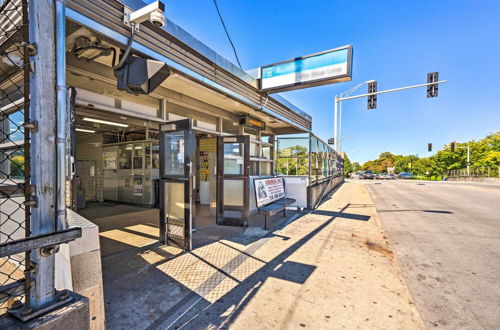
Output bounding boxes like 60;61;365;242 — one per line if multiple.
212;0;243;70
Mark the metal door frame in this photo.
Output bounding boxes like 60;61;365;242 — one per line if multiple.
216;135;250;226
159;119;195;250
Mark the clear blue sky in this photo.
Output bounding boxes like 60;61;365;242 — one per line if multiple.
152;0;499;164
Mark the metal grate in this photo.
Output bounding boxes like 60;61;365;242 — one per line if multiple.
0;0;31;314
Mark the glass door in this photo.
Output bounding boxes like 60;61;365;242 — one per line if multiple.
159;119;195;250
217;136;250;226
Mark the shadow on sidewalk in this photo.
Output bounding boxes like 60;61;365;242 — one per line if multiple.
377;209;453;214
311;209;370;221
158;203;366;329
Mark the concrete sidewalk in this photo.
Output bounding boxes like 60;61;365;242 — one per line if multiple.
104;182;424;329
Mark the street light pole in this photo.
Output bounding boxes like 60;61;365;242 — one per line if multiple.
333;95;338;151
333;80;375;152
338;98;343;153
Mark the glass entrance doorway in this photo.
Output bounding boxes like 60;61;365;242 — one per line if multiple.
194;136;217;227
159;119;195;250
217;136;250;226
159;121;251;250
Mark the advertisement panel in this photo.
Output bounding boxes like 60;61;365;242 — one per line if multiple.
260;45;352;93
255;177;285;208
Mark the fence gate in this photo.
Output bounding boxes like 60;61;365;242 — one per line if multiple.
0;0;82;322
0;0;32;314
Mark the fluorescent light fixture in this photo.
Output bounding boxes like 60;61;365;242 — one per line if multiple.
76;128;96;133
83;117;129;128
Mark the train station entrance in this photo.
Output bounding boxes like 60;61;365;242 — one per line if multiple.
159;119;252;250
72;112;254;255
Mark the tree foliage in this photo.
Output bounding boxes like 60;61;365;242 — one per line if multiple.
276;145;309;175
343;154;353;175
359;131;499;177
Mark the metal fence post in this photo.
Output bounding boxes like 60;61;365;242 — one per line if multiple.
29;0;57;308
55;0;68;232
275;138;279;175
308;133;312;184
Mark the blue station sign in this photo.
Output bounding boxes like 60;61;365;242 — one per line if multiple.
260;45;352;93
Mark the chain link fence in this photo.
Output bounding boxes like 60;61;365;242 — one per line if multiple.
276;134;343;184
0;0;31;314
276;136;309;176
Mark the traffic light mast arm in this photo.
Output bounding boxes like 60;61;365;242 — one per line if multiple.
338;80;447;102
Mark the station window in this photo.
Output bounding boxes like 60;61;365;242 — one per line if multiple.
223;143;244;175
118;144;132;169
261;162;272;176
145;145;151;169
152;144;160;169
133;144;144;169
261;146;271;160
250;161;259;176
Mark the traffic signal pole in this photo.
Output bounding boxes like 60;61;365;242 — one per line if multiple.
333;78;447;152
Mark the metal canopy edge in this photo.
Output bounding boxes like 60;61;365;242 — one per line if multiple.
66;7;311;133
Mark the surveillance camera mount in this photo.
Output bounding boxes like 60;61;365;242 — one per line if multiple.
123;1;165;31
123;7;141;32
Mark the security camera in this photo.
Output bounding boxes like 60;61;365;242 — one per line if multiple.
124;1;166;29
149;11;166;28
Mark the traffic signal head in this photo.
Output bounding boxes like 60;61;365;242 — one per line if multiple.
428;143;432;152
450;141;455;152
367;81;377;109
427;72;439;98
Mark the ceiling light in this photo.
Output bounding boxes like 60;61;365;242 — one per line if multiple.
83;117;129;127
76;128;96;133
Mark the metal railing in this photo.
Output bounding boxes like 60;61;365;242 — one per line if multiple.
448;167;500;179
0;0;31;314
276;134;343;185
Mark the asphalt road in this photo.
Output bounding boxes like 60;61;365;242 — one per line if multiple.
365;180;500;329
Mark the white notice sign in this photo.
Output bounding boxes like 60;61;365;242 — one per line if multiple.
254;177;285;208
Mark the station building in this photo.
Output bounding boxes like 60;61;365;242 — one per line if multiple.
0;0;343;325
63;0;318;251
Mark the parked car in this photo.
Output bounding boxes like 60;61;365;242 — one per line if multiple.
388;174;396;180
360;170;376;179
377;173;390;180
398;172;413;179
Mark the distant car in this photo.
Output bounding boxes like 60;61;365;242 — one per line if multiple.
360;170;376;179
377;173;390;180
398;172;413;179
388;174;396;180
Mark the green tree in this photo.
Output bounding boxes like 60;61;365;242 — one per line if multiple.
344;154;353;175
395;155;419;173
276;145;309;175
10;155;25;179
